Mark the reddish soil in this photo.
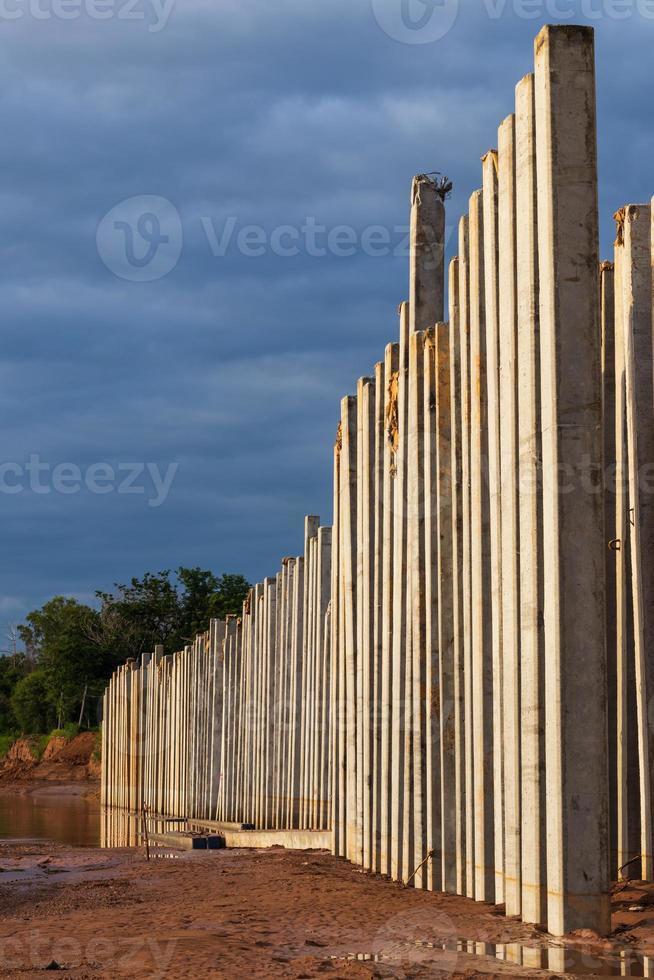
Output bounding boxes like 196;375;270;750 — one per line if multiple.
0;735;100;796
1;840;654;978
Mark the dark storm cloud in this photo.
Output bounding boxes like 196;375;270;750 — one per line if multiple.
0;0;652;637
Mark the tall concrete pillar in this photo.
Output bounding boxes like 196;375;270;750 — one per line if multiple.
601;261;617;872
481;147;504;907
515;72;546;927
535;24;609;935
331;419;344;853
469;188;495;904
611;245;640;876
617;203;654;878
408;327;428;886
380;341;399;876
435;321;455;892
317;527;332;830
498;112;521;918
372;360;385;868
357;378;375;867
449;257;467;896
391;303;410;883
457;216;475;900
410;175;445;333
340;395;359;862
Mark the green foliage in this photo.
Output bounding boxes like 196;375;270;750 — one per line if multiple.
11;671;56;735
49;722;80;741
96;567;250;658
34;733;51;760
0;734;15;760
0;566;250;735
0;653;32;733
92;730;102;763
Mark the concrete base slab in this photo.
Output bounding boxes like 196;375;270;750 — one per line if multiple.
220;829;332;850
150;832;224;850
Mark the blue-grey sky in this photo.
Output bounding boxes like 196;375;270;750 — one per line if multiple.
1;0;652;643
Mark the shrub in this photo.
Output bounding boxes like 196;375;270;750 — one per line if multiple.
11;672;55;734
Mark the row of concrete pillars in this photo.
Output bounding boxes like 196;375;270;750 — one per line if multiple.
331;24;612;938
101;623;225;820
101;23;653;939
101;517;333;832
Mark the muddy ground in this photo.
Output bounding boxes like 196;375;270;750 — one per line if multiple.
1;836;654;979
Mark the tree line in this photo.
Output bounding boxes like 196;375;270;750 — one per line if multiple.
0;568;250;736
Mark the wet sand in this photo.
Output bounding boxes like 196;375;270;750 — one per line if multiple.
1;838;654;978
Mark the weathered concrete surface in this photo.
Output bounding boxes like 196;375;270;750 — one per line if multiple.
410;175;445;333
535;24;609;936
515;71;546;928
617;203;654;879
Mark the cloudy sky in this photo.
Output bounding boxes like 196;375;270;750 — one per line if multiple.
0;0;652;642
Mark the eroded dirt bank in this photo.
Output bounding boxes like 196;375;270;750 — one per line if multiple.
1;840;654;979
0;734;100;797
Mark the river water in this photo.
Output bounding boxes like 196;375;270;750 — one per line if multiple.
0;791;101;847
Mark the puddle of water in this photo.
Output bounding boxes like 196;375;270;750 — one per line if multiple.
0;792;100;847
335;941;654;976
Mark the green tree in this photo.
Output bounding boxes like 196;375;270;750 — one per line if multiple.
11;671;56;734
0;653;33;734
18;597;102;727
95;571;181;661
206;573;251;623
96;568;251;657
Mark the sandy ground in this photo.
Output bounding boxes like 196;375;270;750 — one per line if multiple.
2;837;654;979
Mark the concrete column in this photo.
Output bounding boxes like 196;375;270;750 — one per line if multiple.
498;112;521;918
457;216;475;900
618;203;654;878
449;257;467;897
601;262;618;874
391;303;410;883
275;565;289;829
410;175;445;333
423;325;443;892
372;360;385;869
331;418;344;853
316;527;332;830
320;599;332;830
481;147;505;907
408;327;428;886
435;320;455;893
357;378;375;866
340;395;359;863
380;341;399;876
515;72;546;927
266;578;278;828
291;556;304;829
469;188;495;904
535;24;609;935
611;246;640;876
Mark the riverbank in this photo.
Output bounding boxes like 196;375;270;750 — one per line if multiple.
0;733;100;797
1;838;654;978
